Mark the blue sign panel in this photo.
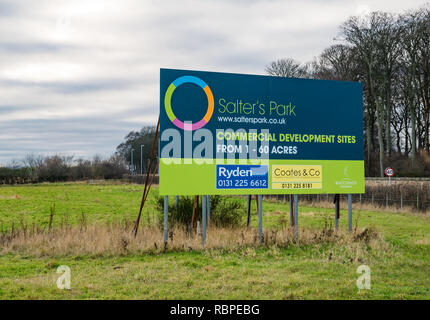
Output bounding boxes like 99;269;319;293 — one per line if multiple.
160;68;363;161
216;165;268;189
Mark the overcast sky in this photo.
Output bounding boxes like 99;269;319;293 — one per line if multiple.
0;0;427;165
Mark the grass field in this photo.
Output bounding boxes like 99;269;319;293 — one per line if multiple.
0;182;429;299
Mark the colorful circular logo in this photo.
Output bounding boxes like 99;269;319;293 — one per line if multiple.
164;76;214;131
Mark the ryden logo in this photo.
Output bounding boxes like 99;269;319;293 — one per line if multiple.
164;75;214;131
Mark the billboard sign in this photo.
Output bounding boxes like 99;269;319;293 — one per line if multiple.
159;68;364;195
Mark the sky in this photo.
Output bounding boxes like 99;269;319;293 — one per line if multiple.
0;0;427;165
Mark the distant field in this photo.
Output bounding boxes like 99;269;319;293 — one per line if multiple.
0;182;429;299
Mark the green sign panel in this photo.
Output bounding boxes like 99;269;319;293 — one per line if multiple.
159;68;364;195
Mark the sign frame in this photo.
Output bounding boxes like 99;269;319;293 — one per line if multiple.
159;68;365;196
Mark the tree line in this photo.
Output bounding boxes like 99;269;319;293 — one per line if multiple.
0;125;158;184
266;6;430;177
0;154;128;184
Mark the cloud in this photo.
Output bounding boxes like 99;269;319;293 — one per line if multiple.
0;42;76;54
0;78;139;94
0;0;426;164
0;1;18;17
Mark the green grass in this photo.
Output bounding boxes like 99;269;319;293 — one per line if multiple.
1;182;429;299
0;182;159;230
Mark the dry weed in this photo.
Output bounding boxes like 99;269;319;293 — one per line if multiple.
0;221;389;259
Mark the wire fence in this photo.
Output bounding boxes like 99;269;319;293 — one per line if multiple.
262;191;430;212
123;176;430;212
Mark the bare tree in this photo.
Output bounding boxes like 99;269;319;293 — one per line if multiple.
341;12;389;176
265;58;309;78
